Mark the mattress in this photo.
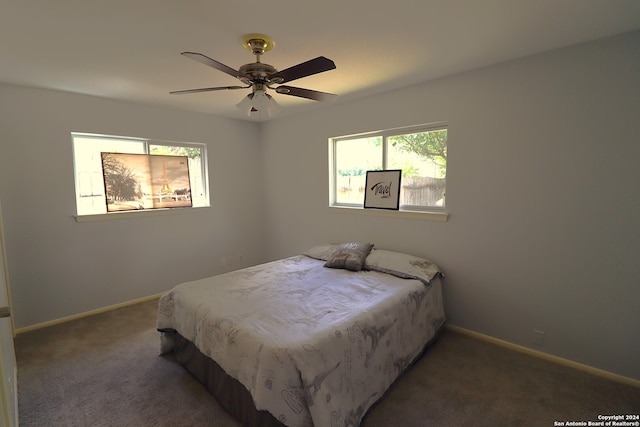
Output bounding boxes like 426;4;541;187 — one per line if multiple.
157;250;445;426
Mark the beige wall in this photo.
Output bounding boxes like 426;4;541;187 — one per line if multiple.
259;31;640;380
0;85;266;328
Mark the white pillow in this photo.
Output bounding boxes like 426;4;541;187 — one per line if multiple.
302;244;338;261
364;249;442;284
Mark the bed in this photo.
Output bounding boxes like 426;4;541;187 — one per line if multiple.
157;243;446;427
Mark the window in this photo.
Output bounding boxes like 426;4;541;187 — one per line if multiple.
330;124;447;212
72;133;209;216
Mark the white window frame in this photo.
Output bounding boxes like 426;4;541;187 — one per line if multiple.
71;132;210;221
329;123;449;221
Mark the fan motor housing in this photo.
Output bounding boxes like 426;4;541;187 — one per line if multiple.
239;63;277;82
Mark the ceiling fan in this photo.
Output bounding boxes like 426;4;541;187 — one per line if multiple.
170;34;337;116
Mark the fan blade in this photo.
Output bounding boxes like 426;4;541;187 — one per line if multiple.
181;52;250;81
275;85;337;101
269;56;336;84
170;86;248;95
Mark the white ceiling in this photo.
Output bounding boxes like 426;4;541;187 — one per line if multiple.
2;0;640;122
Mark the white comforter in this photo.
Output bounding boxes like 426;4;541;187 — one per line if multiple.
157;255;445;427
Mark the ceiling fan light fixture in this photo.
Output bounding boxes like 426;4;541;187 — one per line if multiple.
236;93;255;116
266;94;281;116
251;89;270;111
235;90;281;118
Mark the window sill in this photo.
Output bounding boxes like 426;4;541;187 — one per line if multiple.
74;206;211;222
327;206;449;222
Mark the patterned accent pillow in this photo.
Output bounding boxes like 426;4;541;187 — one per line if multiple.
303;244;339;261
364;249;442;284
324;242;374;272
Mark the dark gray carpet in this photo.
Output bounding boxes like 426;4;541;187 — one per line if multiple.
15;299;640;426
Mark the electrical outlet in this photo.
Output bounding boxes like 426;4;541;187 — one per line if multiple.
532;329;545;346
219;257;229;266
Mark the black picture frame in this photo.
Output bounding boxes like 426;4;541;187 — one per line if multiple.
364;169;402;210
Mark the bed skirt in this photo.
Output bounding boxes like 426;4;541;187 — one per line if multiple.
170;331;286;427
165;325;444;427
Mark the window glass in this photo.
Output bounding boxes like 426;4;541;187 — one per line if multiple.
388;130;447;208
331;125;447;210
334;137;382;205
72;133;209;216
149;144;206;208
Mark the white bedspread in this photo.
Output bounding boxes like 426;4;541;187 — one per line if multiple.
157;255;445;427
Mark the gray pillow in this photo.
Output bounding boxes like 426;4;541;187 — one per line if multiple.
324;242;374;272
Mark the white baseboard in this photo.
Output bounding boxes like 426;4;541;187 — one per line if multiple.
15;293;164;335
445;324;640;388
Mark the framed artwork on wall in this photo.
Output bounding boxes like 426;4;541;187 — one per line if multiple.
364;169;401;210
